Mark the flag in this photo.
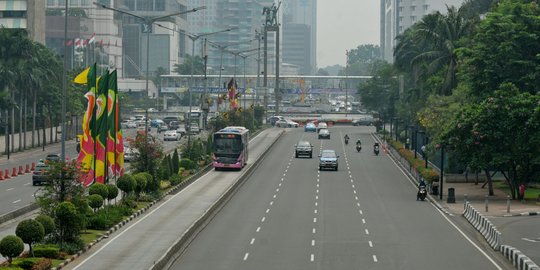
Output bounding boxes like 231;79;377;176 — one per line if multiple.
106;70;124;180
89;33;96;45
75;38;82;49
66;39;73;46
94;71;110;184
77;63;97;187
73;67;90;84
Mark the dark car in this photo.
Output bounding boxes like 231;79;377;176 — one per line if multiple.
295;141;313;158
32;164;51;186
163;116;180;125
168;121;181;130
318;149;339;171
318;128;330;139
352;117;374;126
45;153;61;163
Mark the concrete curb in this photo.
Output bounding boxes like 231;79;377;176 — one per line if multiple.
463;201;501;250
150;130;284;270
502;212;540;217
500;245;540;270
0;203;39;225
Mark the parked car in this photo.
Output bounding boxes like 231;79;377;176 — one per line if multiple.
318;149;339;171
163;130;181;141
304;122;317;132
158;124;169;133
295;141;313;158
317;122;328;132
176;126;187;136
124;147;139;162
32;164;51;186
318;128;330;139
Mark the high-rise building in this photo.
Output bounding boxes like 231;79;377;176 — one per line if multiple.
380;0;464;63
0;0;45;44
188;0;279;86
282;0;316;74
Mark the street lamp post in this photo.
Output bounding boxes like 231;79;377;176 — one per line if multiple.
95;2;205;166
414;126;419;159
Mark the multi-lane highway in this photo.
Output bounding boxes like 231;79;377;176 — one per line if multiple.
168;126;511;270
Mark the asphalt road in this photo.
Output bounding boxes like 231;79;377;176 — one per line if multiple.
168;126;511;270
61;128;283;270
489;216;540;265
0;128;185;217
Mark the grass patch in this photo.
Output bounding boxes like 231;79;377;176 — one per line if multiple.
80;229;106;245
136;201;150;210
0;258;64;270
494;182;540;200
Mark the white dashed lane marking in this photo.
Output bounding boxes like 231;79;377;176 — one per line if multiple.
12;199;21;204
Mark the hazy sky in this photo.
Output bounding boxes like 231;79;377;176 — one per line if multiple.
317;0;380;68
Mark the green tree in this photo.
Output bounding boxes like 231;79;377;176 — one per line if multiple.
15;219;44;256
458;0;540;100
88;194;104;212
172;149;180;174
357;62;399;118
54;202;82;244
130;133;164;177
117;174;135;198
440;86;540;198
35;160;86;216
106;184;119;203
35;215;55;237
133;173;147;198
89;183;109;201
159;155;171;180
0;235;24;264
173;54;204;75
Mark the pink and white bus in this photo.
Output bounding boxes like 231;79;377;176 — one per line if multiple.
212;126;249;170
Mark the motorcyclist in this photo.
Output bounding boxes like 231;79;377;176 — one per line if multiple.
417;179;427;200
373;142;380;152
356;139;362;146
344;134;350;144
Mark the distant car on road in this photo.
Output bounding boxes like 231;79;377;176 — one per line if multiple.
163;116;180;125
352;117;374;126
275;119;299;128
319;149;339;171
295;141;313;158
163;130;181;141
189;123;200;134
168;121;181;130
268;116;285;126
318;128;330;139
45;153;61;163
304;122;316;132
32;164;51;186
317;122;328;132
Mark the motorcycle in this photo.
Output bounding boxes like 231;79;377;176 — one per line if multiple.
417;187;427;201
344;138;349;145
356;144;362;152
373;143;380;156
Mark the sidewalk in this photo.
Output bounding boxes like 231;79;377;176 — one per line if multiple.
436;182;540;217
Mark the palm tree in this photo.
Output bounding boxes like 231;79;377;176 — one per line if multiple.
173;55;204;75
394;6;474;96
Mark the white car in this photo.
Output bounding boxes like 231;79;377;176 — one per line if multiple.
163;130;181;141
317;122;328;131
189;123;200;134
275;119;299;128
122;120;137;129
124;147;139;162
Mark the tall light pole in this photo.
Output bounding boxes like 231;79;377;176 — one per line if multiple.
94;2;205;172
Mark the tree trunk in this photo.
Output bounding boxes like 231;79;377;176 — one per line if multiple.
18;89;22;152
32;89;36;147
23;90;27;150
484;169;494;196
